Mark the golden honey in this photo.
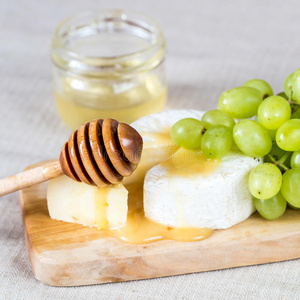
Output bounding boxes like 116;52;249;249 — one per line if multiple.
112;182;213;244
55;75;167;129
95;187;110;230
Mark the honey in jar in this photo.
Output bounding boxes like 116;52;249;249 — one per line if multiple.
51;10;167;129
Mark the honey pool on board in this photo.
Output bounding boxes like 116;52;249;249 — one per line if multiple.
92;136;220;244
94;180;213;244
55;74;167;130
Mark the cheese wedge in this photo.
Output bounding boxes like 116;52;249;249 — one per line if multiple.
144;149;261;229
47;175;128;229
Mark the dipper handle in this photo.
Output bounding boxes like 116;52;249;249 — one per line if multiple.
0;161;63;196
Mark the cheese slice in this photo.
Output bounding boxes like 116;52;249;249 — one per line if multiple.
47;175;128;229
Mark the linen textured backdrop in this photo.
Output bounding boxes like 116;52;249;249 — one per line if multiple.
1;0;300;299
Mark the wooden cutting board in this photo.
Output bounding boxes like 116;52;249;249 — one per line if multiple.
20;167;300;286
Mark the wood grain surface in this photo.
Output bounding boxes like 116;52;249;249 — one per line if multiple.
19;164;300;287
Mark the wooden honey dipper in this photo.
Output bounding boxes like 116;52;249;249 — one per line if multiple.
0;118;143;196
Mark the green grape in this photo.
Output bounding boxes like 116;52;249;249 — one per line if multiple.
257;96;291;130
218;87;263;119
284;72;294;99
248;163;282;199
170;118;205;150
233;120;272;157
291;69;300;103
283;70;300;104
243;79;273;99
281;168;300;207
255;116;276;140
201;125;233;158
287;202;300;210
276;119;300;151
290;150;300;168
277;92;289;100
201;110;235;130
254;192;287;220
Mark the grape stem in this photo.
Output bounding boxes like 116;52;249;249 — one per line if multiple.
266;153;290;172
289;99;299;106
288;100;296;105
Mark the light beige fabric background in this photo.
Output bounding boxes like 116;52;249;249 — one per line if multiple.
1;0;300;299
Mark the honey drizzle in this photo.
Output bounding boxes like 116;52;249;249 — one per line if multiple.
95;187;109;230
94;137;220;244
97;182;213;244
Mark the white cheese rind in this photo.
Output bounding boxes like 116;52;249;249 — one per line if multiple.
144;152;262;229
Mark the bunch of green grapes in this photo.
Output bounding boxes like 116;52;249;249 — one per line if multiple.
171;71;300;220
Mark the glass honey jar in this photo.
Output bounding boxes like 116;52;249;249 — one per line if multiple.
51;9;167;129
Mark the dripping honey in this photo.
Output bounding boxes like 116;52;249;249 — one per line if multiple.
93;133;219;244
